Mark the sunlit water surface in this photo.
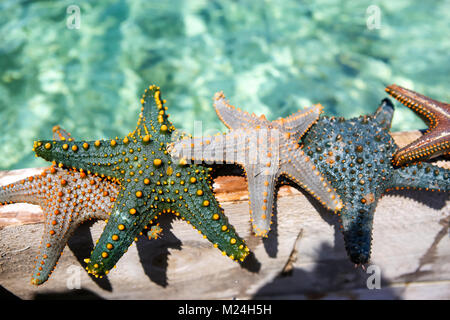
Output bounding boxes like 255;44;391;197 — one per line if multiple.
0;0;449;170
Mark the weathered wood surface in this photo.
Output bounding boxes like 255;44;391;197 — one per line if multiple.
0;131;449;300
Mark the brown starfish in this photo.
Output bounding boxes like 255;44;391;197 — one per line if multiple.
385;84;450;166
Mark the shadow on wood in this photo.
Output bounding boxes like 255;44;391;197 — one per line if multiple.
253;242;402;300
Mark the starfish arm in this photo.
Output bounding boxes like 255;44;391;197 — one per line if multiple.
136;85;175;144
244;166;278;237
1;122;73;205
177;179;249;261
213;92;268;130
339;199;378;265
31;219;76;285
280;149;343;212
373;98;395;130
386;84;450;165
52;125;72;141
31;211;90;285
393;131;450;166
388;162;450;192
0;172;47;206
86;191;158;276
271;104;323;140
386;84;449;128
33;138;125;180
29;168;114;284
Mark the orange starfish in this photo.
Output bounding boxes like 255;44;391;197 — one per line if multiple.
385;84;450;166
0;127;117;285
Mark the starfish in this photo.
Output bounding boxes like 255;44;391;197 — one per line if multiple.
169;92;343;237
33;85;249;276
0;126;117;285
385;84;450;166
299;98;449;264
146;223;163;240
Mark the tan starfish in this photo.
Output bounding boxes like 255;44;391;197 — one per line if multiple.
170;92;343;237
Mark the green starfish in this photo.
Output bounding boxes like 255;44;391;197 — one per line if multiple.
33;85;249;276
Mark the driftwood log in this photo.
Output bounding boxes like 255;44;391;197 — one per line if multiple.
0;131;448;300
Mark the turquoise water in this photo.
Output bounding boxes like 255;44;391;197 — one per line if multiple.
0;0;449;170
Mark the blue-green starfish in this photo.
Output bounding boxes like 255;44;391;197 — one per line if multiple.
300;98;449;264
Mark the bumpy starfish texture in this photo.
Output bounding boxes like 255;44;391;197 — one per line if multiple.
300;98;450;264
0;125;118;285
385;84;450;166
33;85;249;276
146;223;163;240
170;92;343;237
